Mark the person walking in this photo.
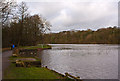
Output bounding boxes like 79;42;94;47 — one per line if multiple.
11;44;15;50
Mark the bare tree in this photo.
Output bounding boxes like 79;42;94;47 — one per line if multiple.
22;14;51;45
2;1;52;47
0;0;16;27
38;15;52;44
17;2;28;23
17;2;29;46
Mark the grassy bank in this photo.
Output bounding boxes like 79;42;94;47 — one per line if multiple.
2;44;51;52
4;63;66;79
19;44;51;49
3;45;70;79
4;55;68;79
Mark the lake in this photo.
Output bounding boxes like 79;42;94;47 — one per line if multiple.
40;44;118;79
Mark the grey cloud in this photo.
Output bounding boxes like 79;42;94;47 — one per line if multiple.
18;0;119;2
25;1;118;32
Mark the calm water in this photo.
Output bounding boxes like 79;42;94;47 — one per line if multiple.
40;44;118;79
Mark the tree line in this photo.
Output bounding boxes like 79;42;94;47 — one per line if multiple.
1;1;51;48
1;1;119;48
43;27;120;44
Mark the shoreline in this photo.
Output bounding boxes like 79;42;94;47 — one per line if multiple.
3;45;70;79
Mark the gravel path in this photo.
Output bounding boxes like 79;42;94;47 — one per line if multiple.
0;52;2;80
2;50;12;78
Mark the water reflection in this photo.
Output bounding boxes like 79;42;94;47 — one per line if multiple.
40;44;118;79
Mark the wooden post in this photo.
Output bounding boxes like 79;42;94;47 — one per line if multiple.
65;72;82;81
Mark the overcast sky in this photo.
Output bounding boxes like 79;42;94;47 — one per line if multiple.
17;0;119;33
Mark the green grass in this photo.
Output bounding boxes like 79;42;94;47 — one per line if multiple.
5;56;68;79
4;63;65;79
19;44;51;49
4;45;70;79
